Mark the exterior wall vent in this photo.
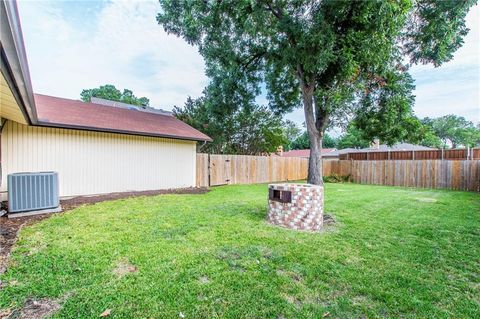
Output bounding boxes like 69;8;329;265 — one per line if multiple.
7;172;59;213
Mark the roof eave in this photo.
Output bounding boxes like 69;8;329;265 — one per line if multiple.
0;0;37;124
36;121;213;142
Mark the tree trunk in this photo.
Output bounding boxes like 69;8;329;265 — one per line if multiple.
301;84;323;185
308;131;323;185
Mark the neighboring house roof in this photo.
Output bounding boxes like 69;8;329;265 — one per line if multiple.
348;143;434;153
34;94;212;142
280;148;336;158
337;148;358;154
280;143;433;158
322;149;341;157
322;148;356;158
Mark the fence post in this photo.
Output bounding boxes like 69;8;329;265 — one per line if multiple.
412;150;415;160
388;150;391;160
441;148;444;160
207;154;211;187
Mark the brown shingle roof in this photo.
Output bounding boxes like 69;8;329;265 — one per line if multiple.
34;94;212;142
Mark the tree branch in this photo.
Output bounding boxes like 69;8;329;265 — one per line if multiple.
241;51;267;69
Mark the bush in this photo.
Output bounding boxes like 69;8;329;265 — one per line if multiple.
323;173;350;183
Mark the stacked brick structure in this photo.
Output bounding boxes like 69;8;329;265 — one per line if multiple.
267;183;324;231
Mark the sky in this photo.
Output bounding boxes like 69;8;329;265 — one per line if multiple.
18;0;479;129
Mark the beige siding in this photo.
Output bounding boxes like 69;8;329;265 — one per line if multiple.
1;121;197;199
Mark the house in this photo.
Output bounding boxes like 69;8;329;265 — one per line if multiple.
0;1;211;200
337;143;436;160
323;148;357;159
358;142;434;152
278;143;434;160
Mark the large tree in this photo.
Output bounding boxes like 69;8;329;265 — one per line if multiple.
174;95;287;155
422;115;480;148
157;0;475;184
81;84;150;107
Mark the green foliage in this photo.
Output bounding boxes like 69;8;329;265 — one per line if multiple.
80;84;150;107
415;123;444;148
401;0;474;66
422;115;480;148
322;134;338;148
337;124;371;149
282;120;302;151
1;184;479;317
322;173;350;183
174;96;286;155
352;71;424;145
458;127;480;148
289;132;309;150
289;132;337;150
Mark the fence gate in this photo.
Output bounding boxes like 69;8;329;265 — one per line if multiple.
209;155;232;186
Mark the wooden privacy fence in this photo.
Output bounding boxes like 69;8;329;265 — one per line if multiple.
339;148;480;161
197;154;480;192
196;154;308;187
322;159;352;177
348;160;479;192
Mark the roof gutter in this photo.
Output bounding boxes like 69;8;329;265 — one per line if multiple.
0;0;37;124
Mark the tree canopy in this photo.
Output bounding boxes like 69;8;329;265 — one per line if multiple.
157;0;476;184
422;115;480;148
289;131;337;150
336;124;371;150
81;84;150;107
415;123;444;149
282;120;302;151
174;95;286;155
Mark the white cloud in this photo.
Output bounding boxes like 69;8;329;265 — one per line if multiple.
19;1;478;124
410;4;479;123
18;0;207;110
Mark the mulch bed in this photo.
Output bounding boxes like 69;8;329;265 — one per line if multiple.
0;187;208;276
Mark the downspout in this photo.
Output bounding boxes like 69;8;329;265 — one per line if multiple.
0;119;5;192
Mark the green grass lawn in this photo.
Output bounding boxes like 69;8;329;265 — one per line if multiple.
1;183;479;318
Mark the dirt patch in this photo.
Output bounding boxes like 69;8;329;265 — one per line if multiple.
323;214;336;225
198;276;210;284
3;297;61;319
281;293;303;308
0;187;208;275
276;269;303;283
0;309;13;319
113;259;138;278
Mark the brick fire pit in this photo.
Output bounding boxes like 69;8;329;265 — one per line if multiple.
267;183;324;231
